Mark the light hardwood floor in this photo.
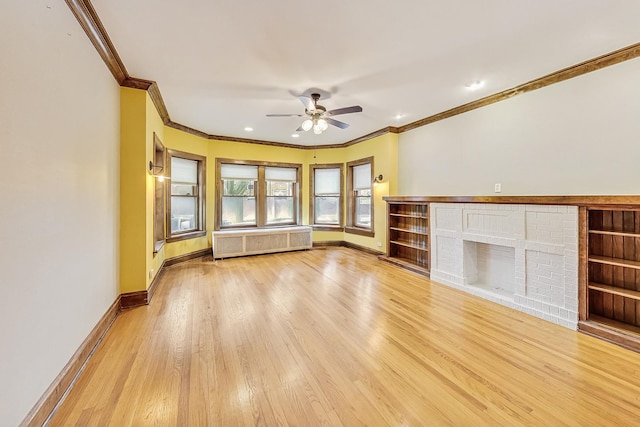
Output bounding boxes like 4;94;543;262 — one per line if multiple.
49;247;640;426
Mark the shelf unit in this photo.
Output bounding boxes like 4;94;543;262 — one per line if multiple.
379;199;429;276
582;208;640;350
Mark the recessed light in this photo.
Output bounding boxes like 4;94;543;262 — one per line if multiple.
244;127;253;132
465;80;485;91
394;113;405;120
291;134;300;138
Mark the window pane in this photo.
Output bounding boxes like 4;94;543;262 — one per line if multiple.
267;181;293;196
171;183;197;196
171;157;198;184
223;179;254;196
171;196;197;233
315;196;339;224
353;163;371;190
355;196;371;227
315;168;340;195
221;164;258;179
222;197;256;226
267;197;293;224
265;167;296;181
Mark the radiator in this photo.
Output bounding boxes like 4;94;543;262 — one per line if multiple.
212;226;312;259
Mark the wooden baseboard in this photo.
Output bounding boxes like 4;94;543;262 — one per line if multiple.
378;255;430;277
121;248;211;309
164;248;211;267
20;296;121;427
120;290;148;309
578;317;640;353
312;241;342;248
313;240;384;256
341;241;384;256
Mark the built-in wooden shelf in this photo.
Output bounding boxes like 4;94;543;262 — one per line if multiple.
585;208;640;352
589;229;640;238
389;213;429;219
579;315;640;353
390;240;428;251
384;200;430;275
389;226;429;236
588;282;640;301
588;255;640;270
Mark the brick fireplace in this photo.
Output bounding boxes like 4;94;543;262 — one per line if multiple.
430;203;579;329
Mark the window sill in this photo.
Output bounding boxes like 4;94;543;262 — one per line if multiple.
166;230;207;243
345;226;374;237
153;240;165;255
312;225;345;232
218;224;300;231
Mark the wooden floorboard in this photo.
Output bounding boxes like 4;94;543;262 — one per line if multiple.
48;247;640;426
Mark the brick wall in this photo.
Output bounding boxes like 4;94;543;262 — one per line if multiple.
430;203;579;329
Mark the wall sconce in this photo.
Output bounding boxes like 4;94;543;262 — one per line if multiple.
373;174;384;186
149;161;169;182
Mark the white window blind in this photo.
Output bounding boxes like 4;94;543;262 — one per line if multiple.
265;166;297;181
315;168;340;194
353;163;371;190
172;157;198;183
221;164;258;179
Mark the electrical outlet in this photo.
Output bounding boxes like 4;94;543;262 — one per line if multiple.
494;183;502;193
377;241;382;247
149;269;154;279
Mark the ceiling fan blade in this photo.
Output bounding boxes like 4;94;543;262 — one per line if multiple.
266;113;303;117
297;95;314;111
295;125;305;132
326;118;350;129
326;105;363;116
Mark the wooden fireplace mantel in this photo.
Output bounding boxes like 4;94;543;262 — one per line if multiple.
383;195;640;207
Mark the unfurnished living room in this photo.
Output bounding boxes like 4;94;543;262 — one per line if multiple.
3;1;640;426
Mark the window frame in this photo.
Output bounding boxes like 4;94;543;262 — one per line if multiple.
346;156;374;237
166;149;207;242
309;163;344;231
215;158;302;230
152;133;166;253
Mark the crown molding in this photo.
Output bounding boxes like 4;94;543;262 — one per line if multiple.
65;0;128;84
64;1;640;149
398;41;640;133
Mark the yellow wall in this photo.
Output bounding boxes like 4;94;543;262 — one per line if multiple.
146;91;166;287
121;87;400;288
344;132;398;250
162;126;308;258
161;128;398;256
120;88;148;294
120;87;166;294
302;133;399;250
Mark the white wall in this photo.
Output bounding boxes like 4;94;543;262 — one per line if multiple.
0;2;120;425
398;57;640;196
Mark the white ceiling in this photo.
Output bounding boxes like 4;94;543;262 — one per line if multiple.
91;0;640;146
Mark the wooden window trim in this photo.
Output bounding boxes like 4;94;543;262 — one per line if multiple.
346;156;374;237
309;163;344;230
152;133;166;253
215;158;302;230
166;149;207;242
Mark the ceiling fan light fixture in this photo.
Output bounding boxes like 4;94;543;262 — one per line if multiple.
301;119;313;131
317;118;328;131
313;125;323;135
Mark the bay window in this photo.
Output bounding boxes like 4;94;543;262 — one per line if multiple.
221;164;258;227
216;159;301;229
310;164;344;229
167;150;206;241
346;157;374;236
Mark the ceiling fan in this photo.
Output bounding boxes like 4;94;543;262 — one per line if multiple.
266;93;363;134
